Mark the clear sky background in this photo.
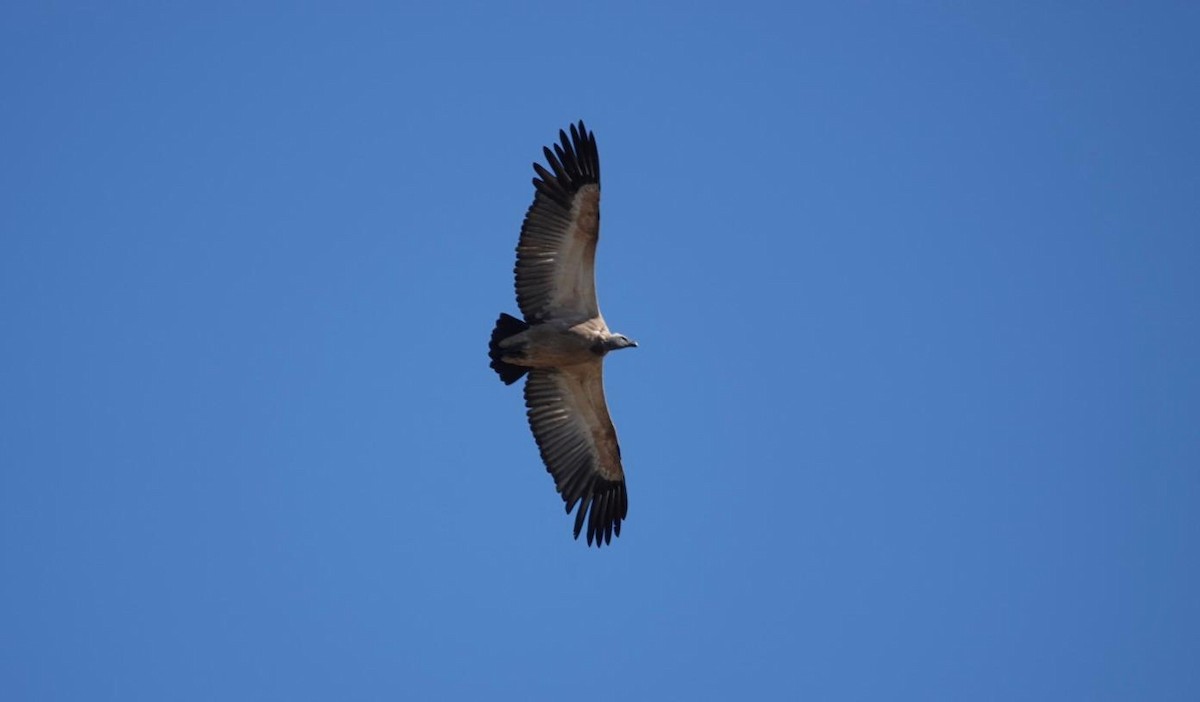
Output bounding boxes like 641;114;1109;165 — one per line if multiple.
2;3;1197;700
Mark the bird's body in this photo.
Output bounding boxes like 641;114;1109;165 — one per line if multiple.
496;317;610;368
488;121;637;547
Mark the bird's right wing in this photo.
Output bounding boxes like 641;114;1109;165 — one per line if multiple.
514;121;602;324
523;363;627;546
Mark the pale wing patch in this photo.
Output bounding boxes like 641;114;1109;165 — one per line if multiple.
569;361;623;481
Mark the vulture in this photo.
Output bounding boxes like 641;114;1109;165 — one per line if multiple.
488;121;638;547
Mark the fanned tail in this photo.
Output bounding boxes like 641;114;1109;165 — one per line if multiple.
489;313;530;385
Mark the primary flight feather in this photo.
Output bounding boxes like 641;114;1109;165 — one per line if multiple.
488;121;637;547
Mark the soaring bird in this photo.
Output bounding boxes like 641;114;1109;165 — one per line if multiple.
488;121;638;547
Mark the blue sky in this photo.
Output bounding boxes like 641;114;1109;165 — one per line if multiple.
2;2;1197;700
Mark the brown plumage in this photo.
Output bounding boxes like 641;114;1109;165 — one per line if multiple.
488;121;638;547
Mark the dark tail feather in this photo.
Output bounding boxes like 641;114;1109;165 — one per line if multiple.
489;313;530;385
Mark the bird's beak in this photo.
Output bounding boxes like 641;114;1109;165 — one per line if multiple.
630;340;639;348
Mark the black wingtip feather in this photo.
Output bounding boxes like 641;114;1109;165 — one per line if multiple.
573;495;588;539
586;492;600;546
556;133;580;176
593;491;609;546
527;121;600;206
566;477;626;548
543;146;563;178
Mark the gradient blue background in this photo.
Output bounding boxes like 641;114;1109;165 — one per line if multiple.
2;3;1197;700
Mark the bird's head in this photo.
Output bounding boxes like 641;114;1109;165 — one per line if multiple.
607;334;639;352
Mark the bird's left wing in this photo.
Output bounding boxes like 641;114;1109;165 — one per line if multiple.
523;362;627;546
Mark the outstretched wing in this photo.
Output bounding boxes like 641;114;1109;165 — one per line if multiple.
523;363;627;546
514;121;602;324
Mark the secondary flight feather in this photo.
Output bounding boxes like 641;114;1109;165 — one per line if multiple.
488;121;638;547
